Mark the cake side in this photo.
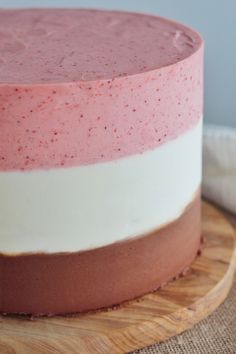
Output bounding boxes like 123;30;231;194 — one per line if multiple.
0;9;203;315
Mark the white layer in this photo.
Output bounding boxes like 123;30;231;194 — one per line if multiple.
0;119;202;254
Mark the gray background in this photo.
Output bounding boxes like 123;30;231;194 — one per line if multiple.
1;0;235;128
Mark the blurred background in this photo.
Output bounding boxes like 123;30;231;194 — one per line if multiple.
1;0;235;128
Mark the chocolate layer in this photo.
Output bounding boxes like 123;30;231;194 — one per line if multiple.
0;194;201;315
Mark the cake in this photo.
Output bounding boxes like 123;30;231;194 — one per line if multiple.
0;9;203;315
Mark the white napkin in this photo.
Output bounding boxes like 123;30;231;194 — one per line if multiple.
203;125;236;213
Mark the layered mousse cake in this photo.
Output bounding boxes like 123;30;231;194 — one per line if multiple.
0;9;203;315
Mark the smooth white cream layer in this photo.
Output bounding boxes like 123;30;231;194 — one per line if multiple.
0;119;202;254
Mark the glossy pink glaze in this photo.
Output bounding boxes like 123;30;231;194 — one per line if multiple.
0;9;203;171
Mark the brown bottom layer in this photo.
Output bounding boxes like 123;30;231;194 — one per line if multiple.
0;194;201;315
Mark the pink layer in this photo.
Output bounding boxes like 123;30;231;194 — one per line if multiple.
0;10;203;171
0;49;203;171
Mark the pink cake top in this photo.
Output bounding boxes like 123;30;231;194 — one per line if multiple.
0;9;201;84
0;9;203;171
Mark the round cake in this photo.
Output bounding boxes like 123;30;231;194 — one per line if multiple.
0;9;203;315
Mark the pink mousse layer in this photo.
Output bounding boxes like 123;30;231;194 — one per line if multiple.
0;9;203;171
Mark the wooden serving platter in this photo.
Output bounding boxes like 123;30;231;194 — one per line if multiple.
0;201;236;354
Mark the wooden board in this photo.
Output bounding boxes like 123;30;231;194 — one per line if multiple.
0;201;236;354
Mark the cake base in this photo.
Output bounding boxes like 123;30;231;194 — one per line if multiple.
1;193;201;315
0;201;235;354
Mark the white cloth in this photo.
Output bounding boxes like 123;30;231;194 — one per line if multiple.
203;124;236;213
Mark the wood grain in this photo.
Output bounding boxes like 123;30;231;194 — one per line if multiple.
0;201;235;354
